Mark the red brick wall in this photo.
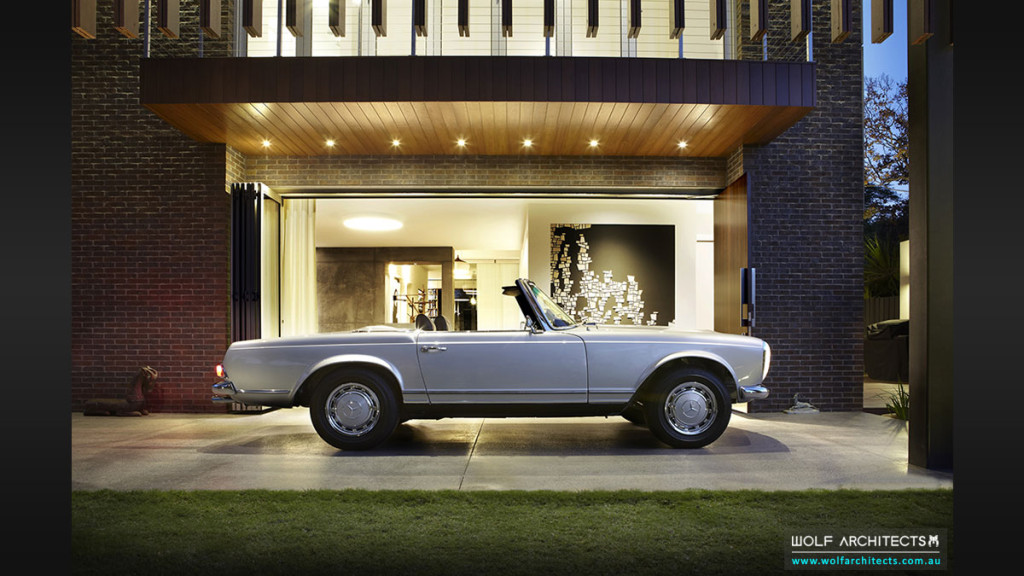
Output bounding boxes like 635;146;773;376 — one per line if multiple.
71;2;235;413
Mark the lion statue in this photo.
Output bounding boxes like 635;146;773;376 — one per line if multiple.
83;366;159;416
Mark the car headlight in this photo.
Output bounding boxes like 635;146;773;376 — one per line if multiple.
762;342;771;381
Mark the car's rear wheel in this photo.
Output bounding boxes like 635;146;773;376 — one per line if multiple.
309;369;399;451
643;367;731;448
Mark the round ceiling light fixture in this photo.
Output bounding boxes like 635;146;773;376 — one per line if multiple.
343;216;404;232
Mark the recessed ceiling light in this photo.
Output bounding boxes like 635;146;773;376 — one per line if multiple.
523;139;533;148
326;139;336;148
261;139;271;148
456;138;467;147
588;139;599;148
677;140;688;149
343;216;403;232
391;138;401;147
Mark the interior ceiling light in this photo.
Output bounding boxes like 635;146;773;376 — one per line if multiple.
326;139;336;148
454;254;473;280
456;138;467;147
343;216;403;232
522;139;533;148
261;139;271;148
588;139;600;148
391;138;401;147
677;140;688;149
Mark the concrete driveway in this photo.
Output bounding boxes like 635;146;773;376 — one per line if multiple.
71;408;953;492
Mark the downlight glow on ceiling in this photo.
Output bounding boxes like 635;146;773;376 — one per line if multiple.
343;216;403;232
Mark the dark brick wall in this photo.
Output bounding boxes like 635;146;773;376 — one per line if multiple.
735;0;810;62
72;2;237;413
737;0;865;411
243;155;727;190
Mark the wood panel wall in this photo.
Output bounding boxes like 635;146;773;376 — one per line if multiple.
713;174;748;335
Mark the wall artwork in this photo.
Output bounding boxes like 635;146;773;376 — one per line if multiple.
550;224;675;326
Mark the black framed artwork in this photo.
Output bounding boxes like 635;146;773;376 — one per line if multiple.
550;224;675;326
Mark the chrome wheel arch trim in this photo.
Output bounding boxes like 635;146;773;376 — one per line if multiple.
293;354;405;402
634;351;740;396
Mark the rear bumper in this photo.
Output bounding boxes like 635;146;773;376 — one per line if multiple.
212;380;237;403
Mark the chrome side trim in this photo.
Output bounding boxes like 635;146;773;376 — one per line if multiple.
427;388;586;395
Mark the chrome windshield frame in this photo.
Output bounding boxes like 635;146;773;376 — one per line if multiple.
519;279;579;332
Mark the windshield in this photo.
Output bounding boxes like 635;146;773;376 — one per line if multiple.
528;282;578;330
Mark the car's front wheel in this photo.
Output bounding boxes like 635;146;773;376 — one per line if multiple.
643;367;731;448
309;369;399;451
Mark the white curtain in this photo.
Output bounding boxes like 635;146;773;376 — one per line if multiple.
281;199;318;336
475;262;522;331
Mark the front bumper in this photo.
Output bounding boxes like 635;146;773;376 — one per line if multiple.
739;385;770;402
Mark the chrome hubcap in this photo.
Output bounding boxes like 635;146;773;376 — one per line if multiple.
326;383;380;437
664;381;716;435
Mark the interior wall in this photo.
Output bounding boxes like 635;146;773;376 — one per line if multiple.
476;262;523;330
527;200;713;329
317;248;385;333
317;247;454;332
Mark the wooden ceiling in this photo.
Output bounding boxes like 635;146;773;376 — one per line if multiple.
141;56;815;158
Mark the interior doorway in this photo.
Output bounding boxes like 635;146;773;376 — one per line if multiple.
387;262;442;325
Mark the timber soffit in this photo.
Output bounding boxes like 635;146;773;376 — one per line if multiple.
140;56;815;157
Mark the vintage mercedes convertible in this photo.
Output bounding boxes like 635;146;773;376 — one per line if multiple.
213;279;770;450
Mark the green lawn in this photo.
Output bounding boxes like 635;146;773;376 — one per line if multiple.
72;489;952;575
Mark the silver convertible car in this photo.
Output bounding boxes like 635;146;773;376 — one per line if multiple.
213;279;770;450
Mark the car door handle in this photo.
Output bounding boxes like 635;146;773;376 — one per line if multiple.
420;345;447;353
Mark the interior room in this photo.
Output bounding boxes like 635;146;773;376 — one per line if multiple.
294;196;715;335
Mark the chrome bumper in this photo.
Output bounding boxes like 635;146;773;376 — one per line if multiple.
212;380;237;403
739;385;770;401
